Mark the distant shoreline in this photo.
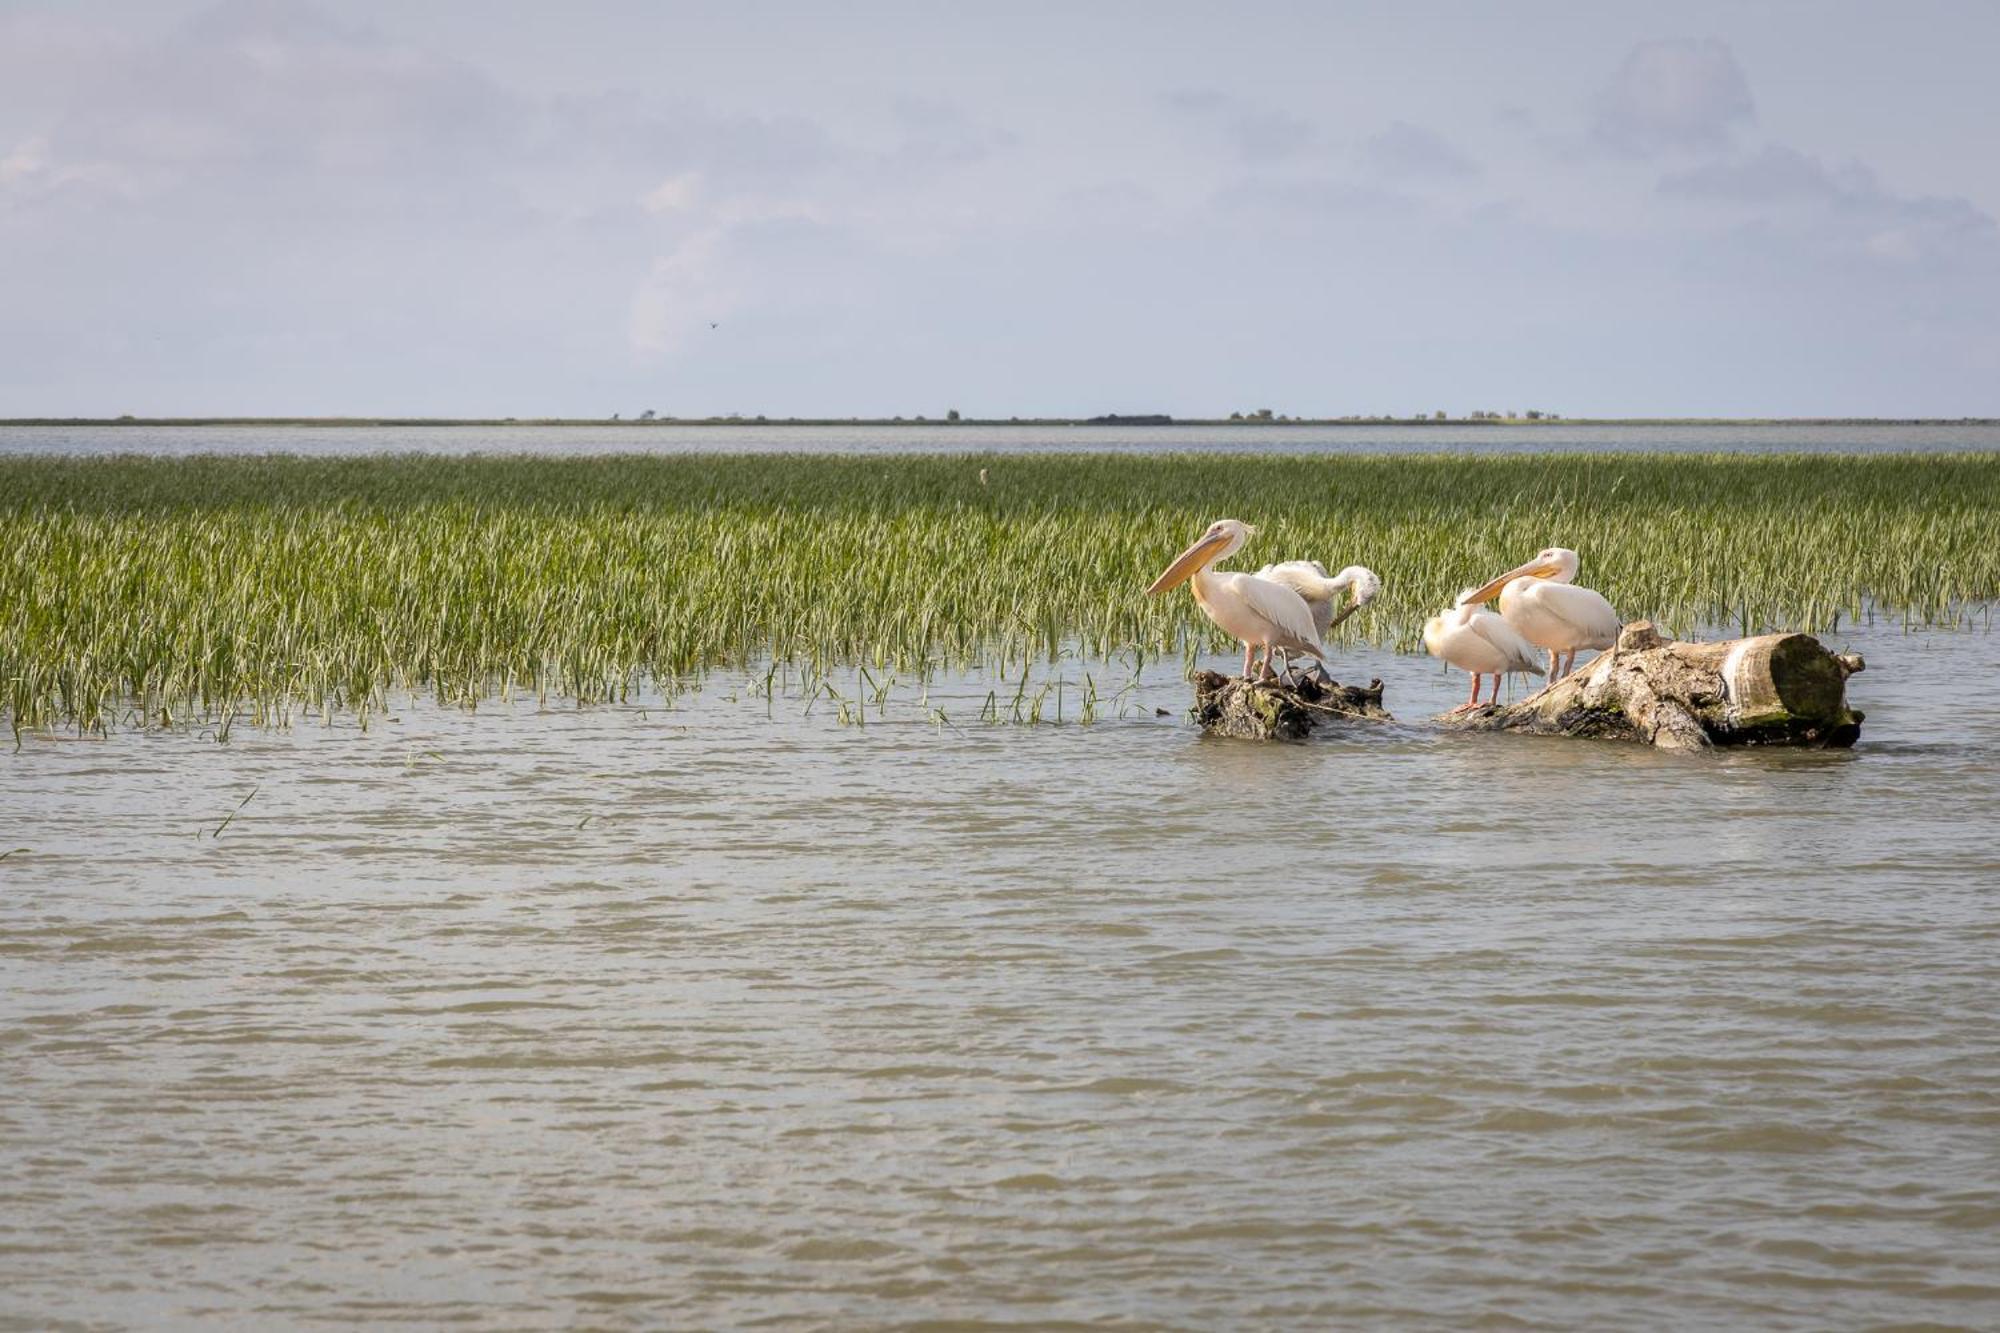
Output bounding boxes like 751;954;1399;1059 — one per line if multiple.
3;416;1996;429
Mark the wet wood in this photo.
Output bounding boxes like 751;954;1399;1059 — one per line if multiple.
1435;620;1865;752
1188;621;1863;750
1190;670;1393;741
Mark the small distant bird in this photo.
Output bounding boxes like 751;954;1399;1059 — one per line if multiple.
709;322;720;329
978;467;989;486
1462;546;1620;681
1423;595;1544;712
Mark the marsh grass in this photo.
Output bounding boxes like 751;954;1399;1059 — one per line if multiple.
3;451;1995;734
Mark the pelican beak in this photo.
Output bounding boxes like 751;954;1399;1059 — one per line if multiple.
1146;531;1231;596
1325;601;1365;633
1463;558;1560;605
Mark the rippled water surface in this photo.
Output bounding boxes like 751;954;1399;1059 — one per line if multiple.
5;614;1999;1330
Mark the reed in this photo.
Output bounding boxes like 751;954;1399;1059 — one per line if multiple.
3;451;1995;733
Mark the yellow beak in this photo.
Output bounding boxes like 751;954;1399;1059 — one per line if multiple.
1146;531;1231;596
1464;559;1560;605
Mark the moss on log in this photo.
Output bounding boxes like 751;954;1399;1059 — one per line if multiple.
1190;670;1393;741
1435;620;1864;752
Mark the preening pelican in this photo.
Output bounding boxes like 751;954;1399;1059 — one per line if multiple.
1255;561;1382;675
1146;519;1324;679
1423;597;1544;712
1464;546;1620;681
1254;561;1382;638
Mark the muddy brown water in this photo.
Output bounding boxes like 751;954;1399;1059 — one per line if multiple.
4;614;1998;1330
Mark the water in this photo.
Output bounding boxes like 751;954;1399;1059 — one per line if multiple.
5;615;1999;1330
5;420;2000;457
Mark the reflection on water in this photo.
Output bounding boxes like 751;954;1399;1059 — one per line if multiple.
4;618;1999;1329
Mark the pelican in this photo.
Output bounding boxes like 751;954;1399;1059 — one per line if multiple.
1463;546;1620;681
1254;561;1382;676
1423;596;1545;712
1145;519;1324;679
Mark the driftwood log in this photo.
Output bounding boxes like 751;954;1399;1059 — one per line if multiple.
1190;670;1392;741
1189;621;1864;751
1436;621;1864;752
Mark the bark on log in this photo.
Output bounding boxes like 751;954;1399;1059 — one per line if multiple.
1435;620;1865;752
1190;670;1393;741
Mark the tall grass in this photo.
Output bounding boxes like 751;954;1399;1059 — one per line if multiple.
3;451;1995;733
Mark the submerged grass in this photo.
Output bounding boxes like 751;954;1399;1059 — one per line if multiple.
3;451;1996;733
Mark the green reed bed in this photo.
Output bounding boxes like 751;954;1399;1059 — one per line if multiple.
2;451;1995;733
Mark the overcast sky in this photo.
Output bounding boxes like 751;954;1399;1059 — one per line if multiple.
2;0;1996;418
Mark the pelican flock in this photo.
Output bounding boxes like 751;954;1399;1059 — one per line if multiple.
1145;523;1623;714
1462;546;1621;681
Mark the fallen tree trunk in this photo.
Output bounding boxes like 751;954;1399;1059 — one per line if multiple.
1190;670;1393;741
1436;621;1865;752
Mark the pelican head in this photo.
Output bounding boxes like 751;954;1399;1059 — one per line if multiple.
1464;546;1581;604
1332;566;1382;606
1146;518;1254;595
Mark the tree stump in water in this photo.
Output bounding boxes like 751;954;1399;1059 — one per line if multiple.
1436;621;1865;752
1190;670;1393;741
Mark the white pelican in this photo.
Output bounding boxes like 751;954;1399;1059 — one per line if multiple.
1145;519;1324;679
1422;596;1545;712
1254;561;1382;676
1463;546;1620;681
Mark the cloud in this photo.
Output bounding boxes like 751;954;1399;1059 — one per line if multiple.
1660;144;1997;266
643;172;702;215
0;138;50;189
1361;121;1477;180
1591;38;1753;157
3;0;1997;417
884;98;1017;175
1163;89;1317;164
1660;144;1869;205
2;0;532;213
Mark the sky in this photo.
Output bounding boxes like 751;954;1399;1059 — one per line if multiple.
1;0;1997;418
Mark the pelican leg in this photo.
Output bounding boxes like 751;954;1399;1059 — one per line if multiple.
1242;642;1256;679
1446;672;1480;714
1278;651;1314;686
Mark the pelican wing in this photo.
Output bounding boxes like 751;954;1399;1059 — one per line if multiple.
1253;561;1329;598
1220;571;1325;656
1252;562;1333;637
1465;610;1545;675
1523;581;1622;650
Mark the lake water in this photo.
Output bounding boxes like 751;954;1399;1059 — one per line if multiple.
5;605;2000;1329
5;424;1999;1327
5;419;2000;457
